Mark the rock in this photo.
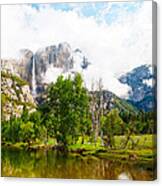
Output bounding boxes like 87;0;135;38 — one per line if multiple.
34;42;74;87
1;42;90;96
129;154;138;160
119;65;156;112
18;49;33;83
1;59;17;74
1;71;36;121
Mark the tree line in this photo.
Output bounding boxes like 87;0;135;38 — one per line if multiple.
1;73;156;148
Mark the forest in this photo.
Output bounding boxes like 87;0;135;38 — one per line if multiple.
1;73;156;161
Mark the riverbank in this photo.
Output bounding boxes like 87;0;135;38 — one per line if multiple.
2;134;156;162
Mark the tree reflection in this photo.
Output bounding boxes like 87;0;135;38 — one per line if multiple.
1;148;154;180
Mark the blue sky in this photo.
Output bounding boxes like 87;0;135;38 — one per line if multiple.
31;1;143;25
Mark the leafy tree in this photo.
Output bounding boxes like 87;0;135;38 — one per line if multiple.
102;108;123;148
19;121;35;145
1;117;22;143
43;73;90;146
29;111;46;142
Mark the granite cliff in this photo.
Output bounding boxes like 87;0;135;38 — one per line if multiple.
1;70;36;121
119;65;156;111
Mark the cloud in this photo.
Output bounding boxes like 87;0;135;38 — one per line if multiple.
1;1;152;97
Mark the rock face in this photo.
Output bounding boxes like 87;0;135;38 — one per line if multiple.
34;42;91;93
18;49;33;83
1;49;33;88
119;65;156;112
34;42;74;92
1;71;36;121
1;42;90;94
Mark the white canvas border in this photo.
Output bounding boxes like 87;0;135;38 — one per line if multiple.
0;0;161;185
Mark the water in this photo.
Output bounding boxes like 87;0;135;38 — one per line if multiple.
32;56;36;96
1;148;155;180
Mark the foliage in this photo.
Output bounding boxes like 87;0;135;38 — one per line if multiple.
41;73;90;146
1;109;46;144
19;121;35;144
101;109;124;148
1;73;156;149
2;117;22;143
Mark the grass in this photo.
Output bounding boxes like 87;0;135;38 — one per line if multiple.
68;134;156;161
114;134;155;149
69;134;155;150
94;148;156;161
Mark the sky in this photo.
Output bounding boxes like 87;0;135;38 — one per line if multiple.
1;0;152;97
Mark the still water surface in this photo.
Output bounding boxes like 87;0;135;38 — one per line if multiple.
1;148;155;180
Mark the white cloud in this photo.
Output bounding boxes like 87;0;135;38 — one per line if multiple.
1;1;152;97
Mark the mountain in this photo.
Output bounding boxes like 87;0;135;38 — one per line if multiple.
119;64;156;112
1;42;155;114
1;42;90;95
1;70;36;121
91;90;138;115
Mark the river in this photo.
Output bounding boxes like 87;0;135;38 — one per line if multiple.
1;147;155;180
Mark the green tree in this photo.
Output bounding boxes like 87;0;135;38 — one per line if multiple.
19;121;35;145
1;117;22;143
43;73;90;146
102;108;123;149
29;111;46;142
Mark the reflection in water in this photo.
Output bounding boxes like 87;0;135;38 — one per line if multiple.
118;172;132;180
1;148;154;180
